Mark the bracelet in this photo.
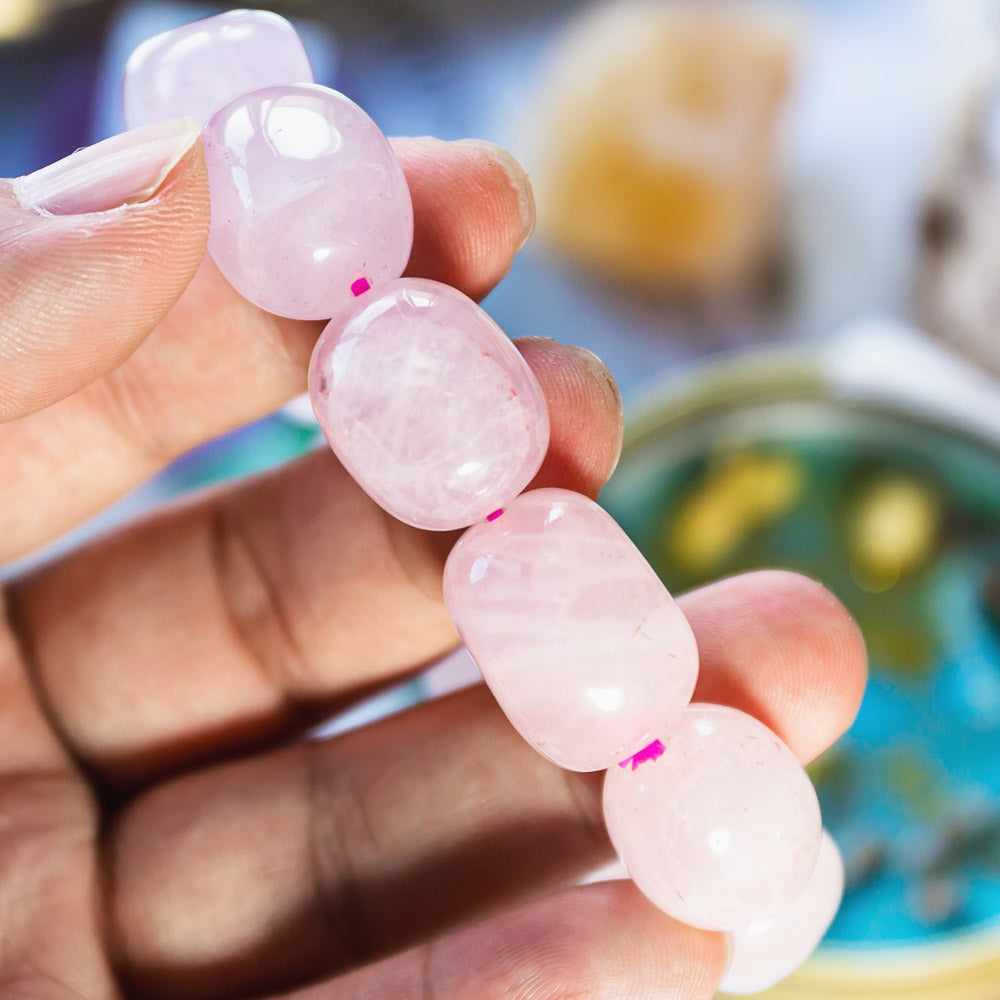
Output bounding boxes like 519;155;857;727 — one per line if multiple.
123;10;844;993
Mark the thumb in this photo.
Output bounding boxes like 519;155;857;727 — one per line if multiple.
0;118;210;421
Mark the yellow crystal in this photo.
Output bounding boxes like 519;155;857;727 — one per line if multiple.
532;0;799;296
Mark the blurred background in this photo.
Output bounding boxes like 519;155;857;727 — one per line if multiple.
2;0;1000;996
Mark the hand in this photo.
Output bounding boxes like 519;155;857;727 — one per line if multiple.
0;130;867;1000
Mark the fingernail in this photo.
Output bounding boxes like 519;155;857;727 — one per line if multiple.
15;117;201;216
457;138;536;250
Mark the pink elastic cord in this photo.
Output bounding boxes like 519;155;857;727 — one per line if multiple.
350;277;372;297
618;739;666;771
486;508;504;521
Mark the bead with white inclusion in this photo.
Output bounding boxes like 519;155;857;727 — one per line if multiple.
123;9;314;128
602;703;822;931
444;488;699;770
202;83;413;320
720;830;844;994
310;280;549;530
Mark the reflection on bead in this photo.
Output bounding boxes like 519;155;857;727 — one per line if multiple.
720;830;844;994
203;84;413;320
444;489;698;770
310;279;549;530
603;703;822;930
123;9;313;128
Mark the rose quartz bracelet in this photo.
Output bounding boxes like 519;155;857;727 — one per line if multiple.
124;10;844;991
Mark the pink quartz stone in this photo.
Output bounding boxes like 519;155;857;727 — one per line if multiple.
309;279;549;529
443;488;699;770
202;83;413;320
123;9;314;128
720;830;844;994
602;703;822;931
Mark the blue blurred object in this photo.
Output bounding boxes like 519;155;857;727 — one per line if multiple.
0;22;99;176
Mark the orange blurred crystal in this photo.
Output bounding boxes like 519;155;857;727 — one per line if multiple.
532;0;799;297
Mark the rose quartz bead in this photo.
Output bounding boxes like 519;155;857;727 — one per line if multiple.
309;279;549;529
720;830;844;995
443;488;699;770
203;84;413;320
603;703;822;930
123;10;313;128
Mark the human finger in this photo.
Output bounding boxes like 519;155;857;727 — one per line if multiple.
685;569;868;763
269;881;726;1000
0;119;209;422
0;603;120;997
397;136;535;301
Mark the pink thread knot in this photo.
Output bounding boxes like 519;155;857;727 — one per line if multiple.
618;739;666;771
486;508;504;522
350;277;372;297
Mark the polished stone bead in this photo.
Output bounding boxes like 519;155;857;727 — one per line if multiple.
202;83;413;319
720;830;844;994
309;279;549;529
444;488;699;770
603;703;822;930
123;9;314;128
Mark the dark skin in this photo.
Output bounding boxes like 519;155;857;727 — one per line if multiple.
0;135;867;999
